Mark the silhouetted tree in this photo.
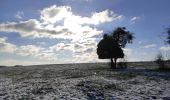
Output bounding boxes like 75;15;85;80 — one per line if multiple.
97;27;134;69
155;53;167;70
112;27;134;48
97;34;124;69
166;28;170;44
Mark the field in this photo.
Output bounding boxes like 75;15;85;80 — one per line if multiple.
0;62;170;100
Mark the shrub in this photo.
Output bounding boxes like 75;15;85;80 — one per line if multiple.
117;58;128;69
155;53;166;70
118;62;127;69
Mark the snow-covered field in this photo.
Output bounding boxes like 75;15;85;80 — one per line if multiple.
0;63;170;100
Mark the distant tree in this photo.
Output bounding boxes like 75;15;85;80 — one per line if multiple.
162;28;170;61
166;28;170;44
155;53;166;70
97;27;134;69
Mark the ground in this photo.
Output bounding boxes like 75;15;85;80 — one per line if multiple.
0;62;170;100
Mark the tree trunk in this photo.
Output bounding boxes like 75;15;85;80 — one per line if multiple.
110;58;115;69
114;58;117;68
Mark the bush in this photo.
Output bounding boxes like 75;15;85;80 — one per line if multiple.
155;53;167;70
117;58;128;69
118;62;127;69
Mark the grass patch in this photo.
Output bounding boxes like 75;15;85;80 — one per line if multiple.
106;72;137;80
104;83;124;91
76;79;123;99
32;84;54;95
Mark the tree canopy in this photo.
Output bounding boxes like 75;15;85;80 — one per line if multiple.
112;27;134;48
97;27;134;69
97;34;124;59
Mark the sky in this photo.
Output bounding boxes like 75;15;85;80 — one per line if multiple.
0;0;170;66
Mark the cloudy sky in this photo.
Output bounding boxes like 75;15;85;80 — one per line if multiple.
0;0;170;66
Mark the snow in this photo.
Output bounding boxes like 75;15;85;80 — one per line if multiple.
0;63;170;100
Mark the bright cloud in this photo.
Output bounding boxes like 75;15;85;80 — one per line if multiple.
0;37;57;61
16;45;43;56
0;37;17;53
90;10;122;25
0;5;122;40
0;5;125;65
0;36;99;65
49;37;97;54
0;19;69;38
40;5;72;24
40;5;122;25
0;36;98;64
15;45;59;61
160;46;170;51
49;43;74;52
